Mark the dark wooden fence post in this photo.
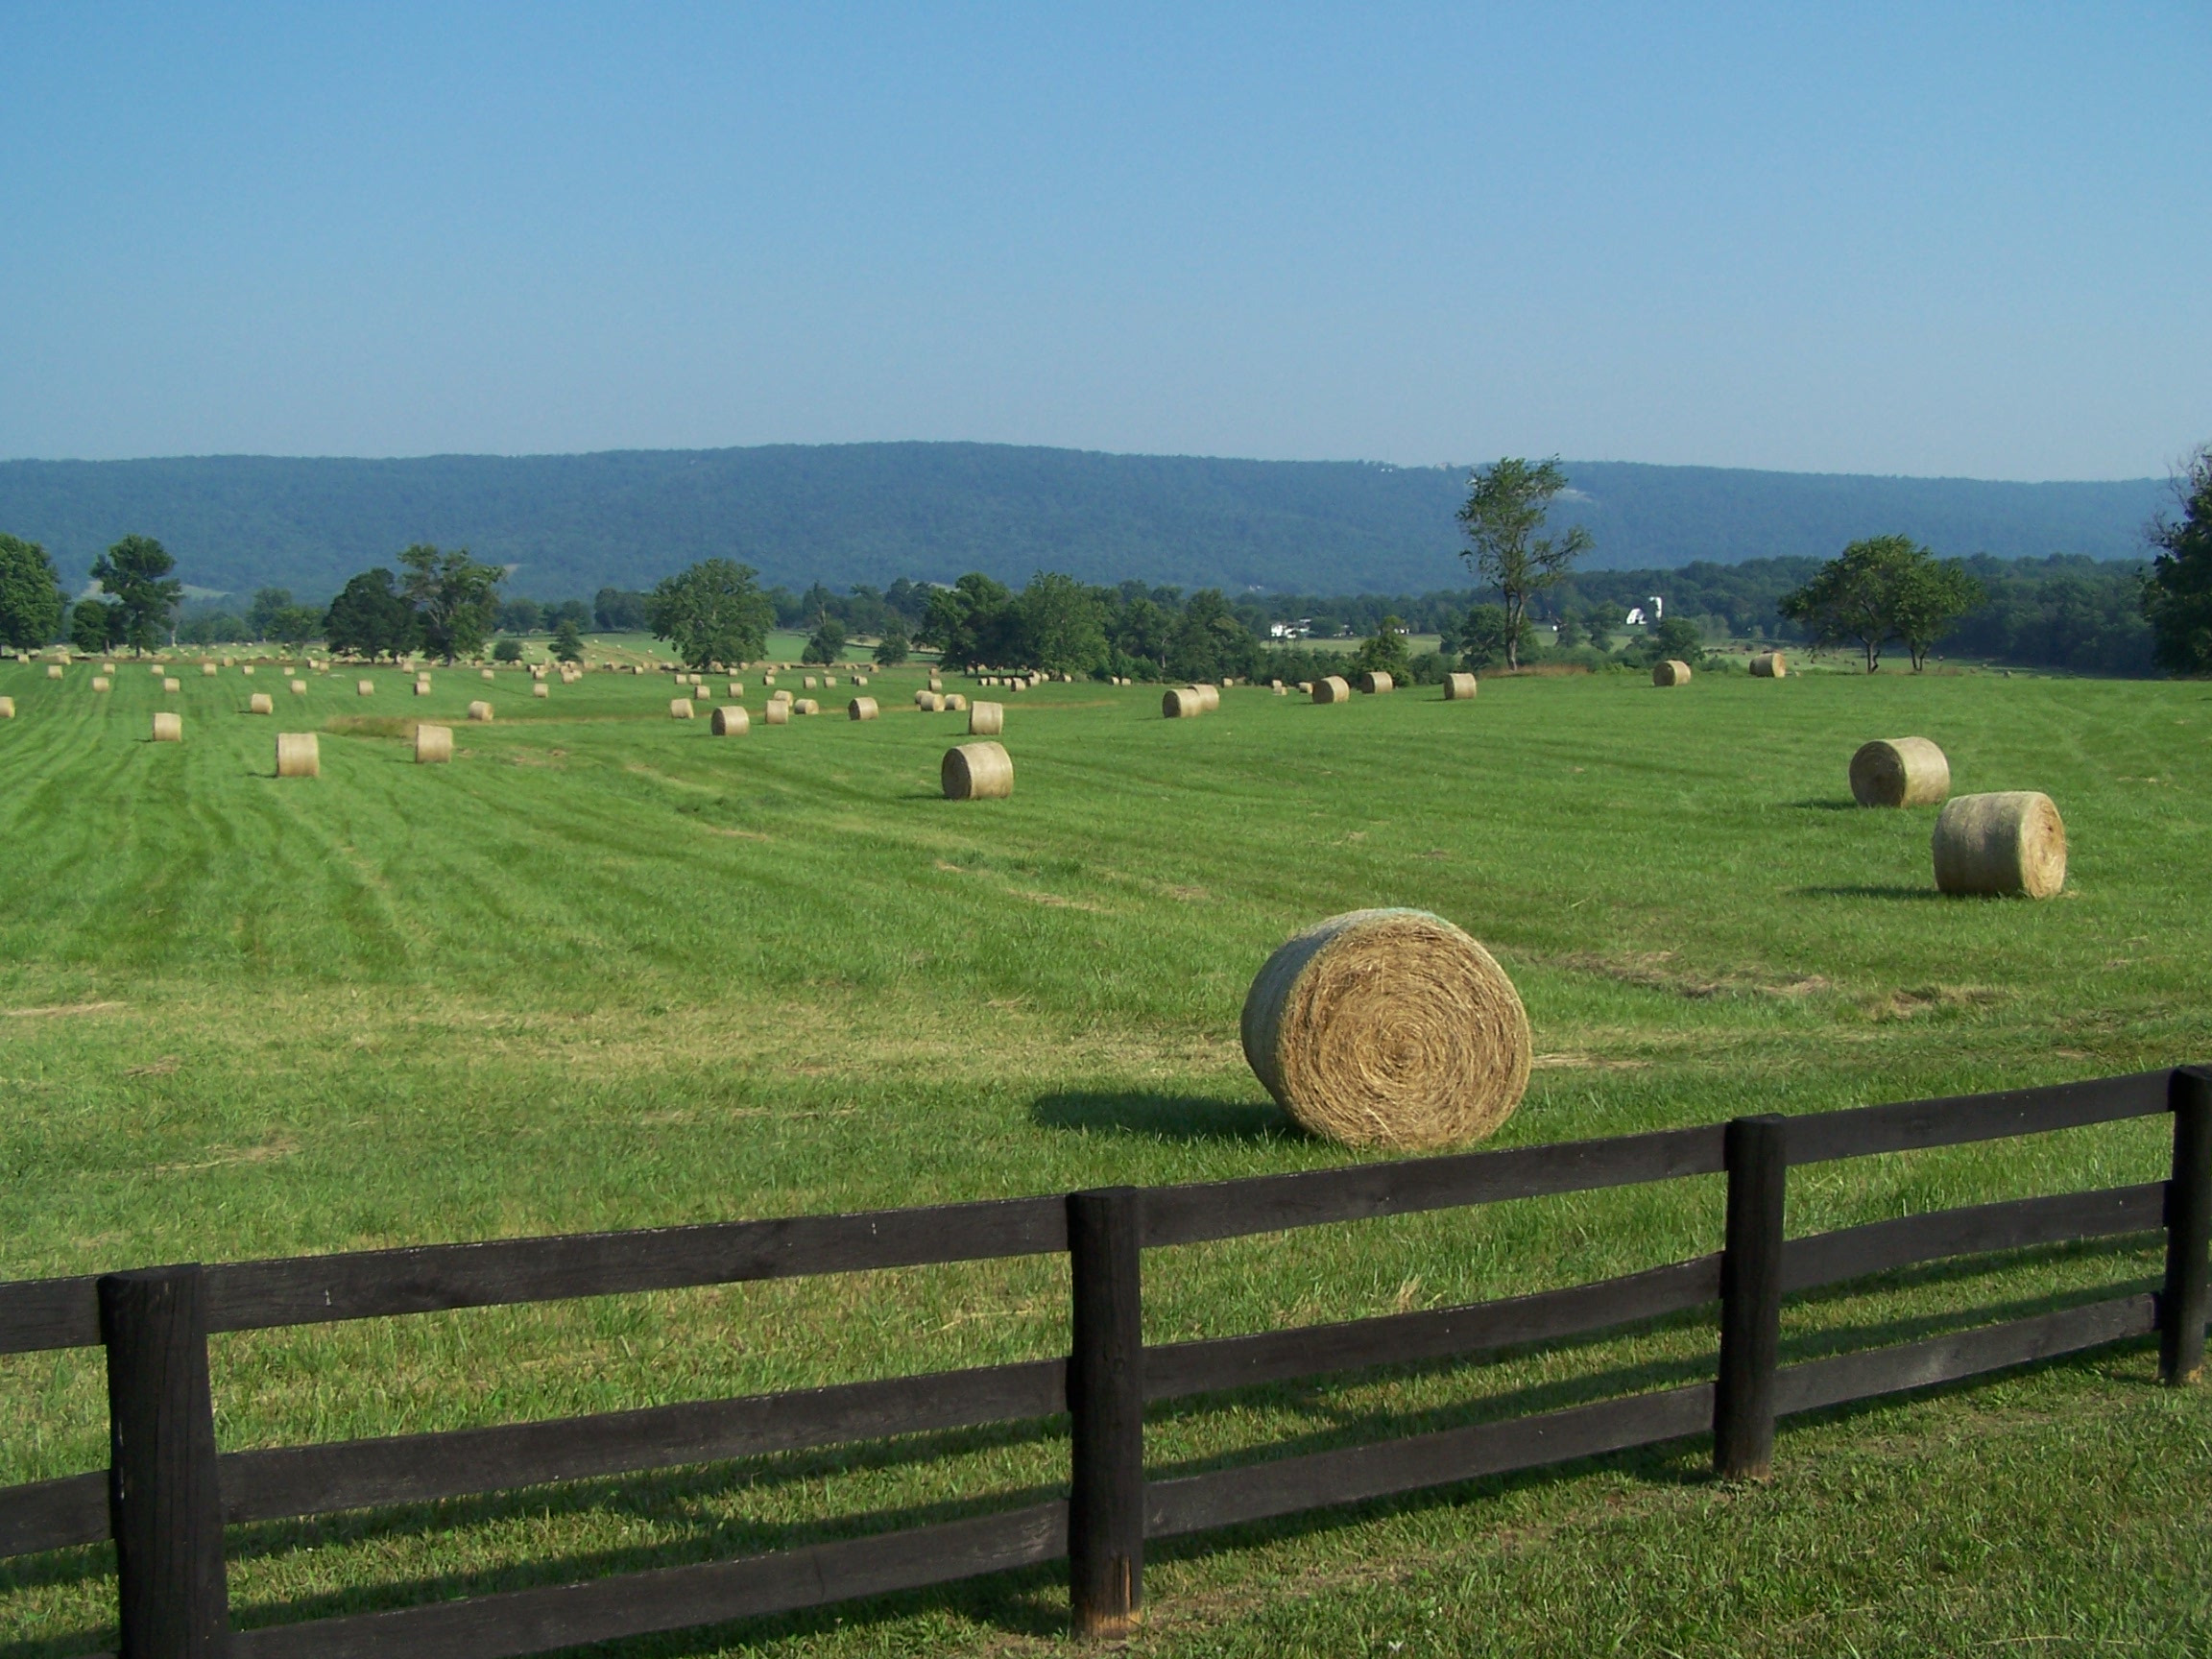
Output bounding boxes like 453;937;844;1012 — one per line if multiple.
2161;1067;2212;1385
101;1265;231;1658
1714;1116;1788;1480
1068;1188;1143;1639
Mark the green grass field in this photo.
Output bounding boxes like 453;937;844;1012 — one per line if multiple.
1;654;2208;1656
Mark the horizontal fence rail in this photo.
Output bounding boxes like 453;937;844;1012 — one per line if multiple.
0;1065;2201;1655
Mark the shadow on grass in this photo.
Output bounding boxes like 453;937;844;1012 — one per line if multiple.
1790;884;1946;901
1030;1090;1293;1142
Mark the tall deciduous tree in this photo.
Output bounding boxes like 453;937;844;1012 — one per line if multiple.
1780;535;1982;672
1016;571;1109;676
551;618;587;663
920;573;1019;668
2143;444;2212;676
1165;589;1256;683
0;533;65;650
323;568;420;660
399;544;504;663
647;558;775;670
90;534;183;654
69;598;121;657
1347;614;1413;681
1456;458;1593;670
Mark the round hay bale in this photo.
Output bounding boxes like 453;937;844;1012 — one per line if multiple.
914;687;936;709
415;722;453;763
728;681;744;696
91;676;111;691
711;705;750;735
200;662;218;677
970;700;1004;735
248;692;275;715
275;733;319;778
1192;684;1221;711
1933;791;2065;898
532;682;549;698
942;740;1012;800
823;675;838;687
162;677;181;693
481;668;495;682
101;661;115;673
1652;660;1692;687
1312;675;1351;704
854;675;868;686
241;665;255;677
468;700;494;723
763;699;789;725
849;696;879;721
290;679;306;695
804;675;818;689
1444;673;1479;700
946;693;968;711
1356;671;1393;695
1849;737;1950;808
669;698;694;719
0;697;13;717
45;664;62;680
151;711;182;743
1163;687;1203;718
1750;651;1788;678
221;656;233;667
1240;909;1530;1150
357;680;375;696
770;687;793;703
796;697;820;715
763;672;777;685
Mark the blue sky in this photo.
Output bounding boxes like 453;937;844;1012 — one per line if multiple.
2;3;2205;477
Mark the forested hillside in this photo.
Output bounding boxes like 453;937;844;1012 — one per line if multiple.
0;444;2162;603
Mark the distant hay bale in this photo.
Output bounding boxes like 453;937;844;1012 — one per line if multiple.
468;700;494;722
1933;791;2066;898
533;682;549;698
945;692;968;711
670;698;695;719
101;661;115;673
45;664;62;680
728;682;744;696
163;677;181;693
824;675;838;687
763;699;789;725
804;675;818;689
1750;651;1788;678
849;696;879;720
942;739;1013;800
248;692;274;714
854;675;868;686
275;733;319;778
241;665;255;677
915;689;942;711
1163;687;1204;718
415;722;453;763
1274;682;1287;694
0;697;12;717
1240;908;1531;1150
290;679;306;694
1356;671;1393;695
201;662;218;677
1652;660;1692;687
481;668;495;682
151;711;182;743
770;687;793;703
970;700;1004;735
1444;672;1479;699
1849;737;1950;808
694;684;710;698
91;676;111;691
357;680;375;696
763;673;777;685
1312;676;1350;704
795;697;820;715
711;705;749;735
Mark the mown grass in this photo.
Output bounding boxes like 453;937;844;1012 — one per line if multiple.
0;654;2207;1655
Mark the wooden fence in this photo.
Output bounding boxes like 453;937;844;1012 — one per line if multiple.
1;1065;2205;1656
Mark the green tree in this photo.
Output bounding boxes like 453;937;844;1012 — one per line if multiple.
270;605;324;649
872;621;910;666
1346;614;1413;681
801;617;848;664
1891;558;1985;670
1639;614;1708;668
647;558;775;670
493;637;525;663
0;533;65;650
323;567;420;660
1165;589;1256;683
593;588;650;632
90;534;183;654
551;618;586;663
1780;535;1980;673
1453;603;1525;671
1015;571;1109;676
69;598;121;657
247;587;294;639
1550;610;1583;650
1456;458;1593;669
2143;445;2212;676
919;573;1018;669
398;543;504;663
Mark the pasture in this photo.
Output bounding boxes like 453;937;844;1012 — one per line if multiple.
1;655;2208;1655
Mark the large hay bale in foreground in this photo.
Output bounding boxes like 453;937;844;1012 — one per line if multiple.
275;733;319;778
248;692;275;715
969;700;1003;735
763;699;789;725
1444;673;1479;700
670;698;695;719
415;723;453;763
1163;687;1203;718
1312;675;1351;704
849;696;878;721
1933;791;2065;898
1356;670;1393;695
1240;908;1530;1150
1750;651;1788;678
943;740;1013;800
1850;737;1950;808
467;700;494;723
711;705;749;735
1652;660;1692;687
151;712;182;743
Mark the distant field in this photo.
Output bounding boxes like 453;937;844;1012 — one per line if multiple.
1;656;2207;1655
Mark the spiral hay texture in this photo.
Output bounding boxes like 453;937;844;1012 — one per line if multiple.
1163;687;1203;718
274;733;320;778
849;696;878;720
969;700;1003;735
1444;673;1479;700
1750;652;1788;678
1652;660;1692;687
942;740;1013;800
711;705;749;735
1357;671;1394;695
1850;737;1951;808
1932;791;2066;898
1312;676;1351;704
1239;909;1531;1150
414;723;453;763
151;712;182;743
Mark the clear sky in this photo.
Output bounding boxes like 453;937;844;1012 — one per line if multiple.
2;3;2205;478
